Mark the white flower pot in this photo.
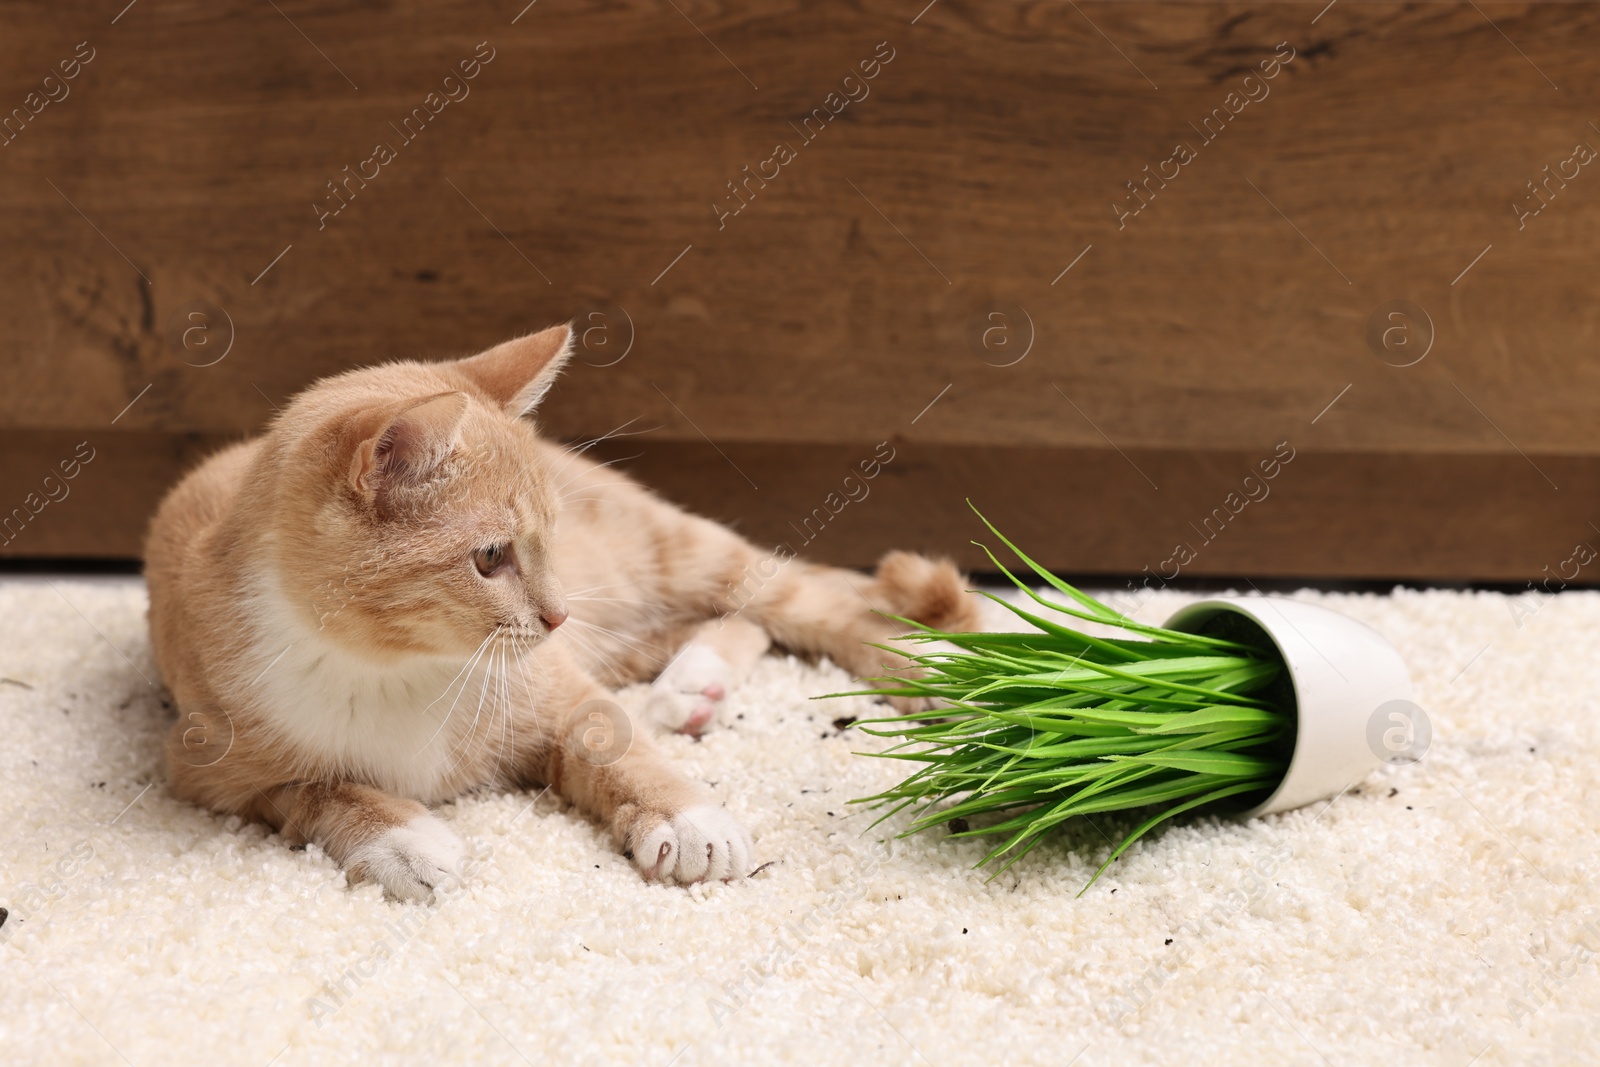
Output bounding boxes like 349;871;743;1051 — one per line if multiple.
1162;596;1412;818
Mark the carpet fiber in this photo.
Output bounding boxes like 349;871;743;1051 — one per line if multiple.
2;577;1597;1066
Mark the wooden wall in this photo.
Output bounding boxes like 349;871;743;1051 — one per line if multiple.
3;1;1598;581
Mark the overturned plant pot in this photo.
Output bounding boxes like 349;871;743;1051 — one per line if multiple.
1162;596;1413;818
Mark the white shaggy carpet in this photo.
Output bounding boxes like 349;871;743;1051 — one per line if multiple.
2;576;1598;1066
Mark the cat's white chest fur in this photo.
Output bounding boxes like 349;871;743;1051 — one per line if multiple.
238;573;510;803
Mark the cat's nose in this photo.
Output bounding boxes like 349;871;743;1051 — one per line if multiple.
540;606;568;632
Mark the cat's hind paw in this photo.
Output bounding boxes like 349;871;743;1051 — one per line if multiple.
627;804;753;884
346;813;466;902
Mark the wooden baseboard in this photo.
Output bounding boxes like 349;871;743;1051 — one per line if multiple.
4;430;1591;585
596;439;1595;583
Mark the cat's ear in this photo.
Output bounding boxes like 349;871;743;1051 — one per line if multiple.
452;323;575;417
349;391;469;498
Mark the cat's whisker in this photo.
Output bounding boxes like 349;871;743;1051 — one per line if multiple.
446;632;513;777
502;635;533;774
505;630;544;755
553;451;642;495
551;427;657;493
439;638;494;771
500;631;539;778
561;622;630;665
420;628;496;716
558;416;652;460
566;616;654;655
492;637;516;782
483;638;512;778
412;628;497;760
565;615;634;639
566;594;656;609
528;633;553;751
554;623;612;672
562;582;635;598
556;627;636;684
459;633;503;762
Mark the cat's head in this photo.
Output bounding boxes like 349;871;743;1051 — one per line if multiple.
263;324;579;660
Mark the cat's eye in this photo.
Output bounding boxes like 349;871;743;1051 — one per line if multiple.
473;543;511;577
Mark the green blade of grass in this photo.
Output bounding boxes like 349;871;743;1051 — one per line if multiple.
1075;778;1276;895
1102;750;1282;777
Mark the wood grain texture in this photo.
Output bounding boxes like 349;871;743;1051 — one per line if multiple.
1;1;1596;578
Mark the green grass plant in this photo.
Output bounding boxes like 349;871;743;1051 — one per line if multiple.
840;510;1294;893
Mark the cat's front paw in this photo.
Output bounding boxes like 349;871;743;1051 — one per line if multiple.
625;804;753;884
646;644;731;735
346;813;467;902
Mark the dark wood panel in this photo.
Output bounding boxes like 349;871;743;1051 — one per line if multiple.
5;430;1596;586
1;1;1596;575
2;0;1598;445
0;431;234;559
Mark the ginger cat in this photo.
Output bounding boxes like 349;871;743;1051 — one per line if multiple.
143;324;977;899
